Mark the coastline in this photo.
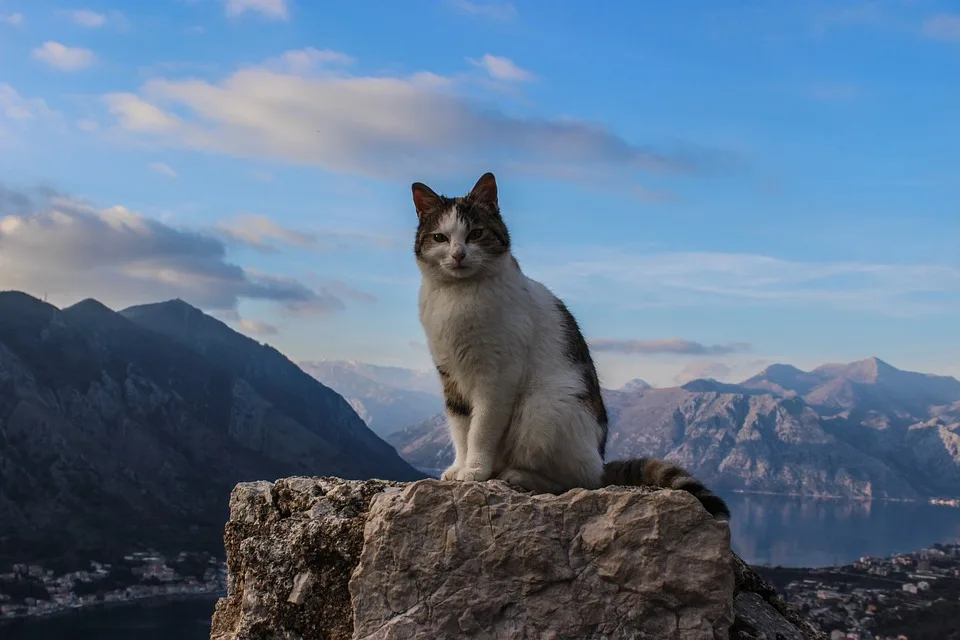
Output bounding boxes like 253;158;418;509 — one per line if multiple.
0;589;224;626
728;488;960;506
415;467;960;506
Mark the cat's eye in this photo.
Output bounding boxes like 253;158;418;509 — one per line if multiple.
432;233;448;243
466;229;484;242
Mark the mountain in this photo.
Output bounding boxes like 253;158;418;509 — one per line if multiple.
389;358;960;500
743;357;960;415
742;357;960;498
0;292;423;568
619;378;652;392
385;413;452;477
299;360;443;436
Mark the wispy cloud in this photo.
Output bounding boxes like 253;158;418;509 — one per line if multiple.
71;8;106;28
590;338;751;356
217;214;318;251
0;84;57;121
448;0;517;20
922;13;960;42
149;162;177;178
534;250;960;317
216;214;394;253
0;184;369;316
32;42;96;71
101;49;728;184
1;12;23;26
261;47;355;75
224;0;289;20
239;318;279;335
467;53;534;82
248;170;274;182
673;361;733;385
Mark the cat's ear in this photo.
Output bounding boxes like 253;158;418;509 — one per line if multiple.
411;182;442;220
468;172;498;208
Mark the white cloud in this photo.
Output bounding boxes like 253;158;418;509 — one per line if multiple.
532;250;960;318
149;162;178;178
216;214;394;253
32;41;96;71
217;214;317;251
922;13;960;41
0;84;57;121
101;50;718;182
239;319;279;335
673;361;734;385
590;339;751;356
71;8;106;28
1;12;23;26
224;0;288;20
0;184;365;316
104;93;182;132
261;47;355;75
468;53;534;82
76;119;99;132
447;0;516;20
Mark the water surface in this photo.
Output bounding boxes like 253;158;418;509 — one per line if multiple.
5;492;959;638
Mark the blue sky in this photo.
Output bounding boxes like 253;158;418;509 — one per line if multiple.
0;0;958;387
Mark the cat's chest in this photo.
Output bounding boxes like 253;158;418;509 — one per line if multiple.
419;284;523;361
420;287;499;340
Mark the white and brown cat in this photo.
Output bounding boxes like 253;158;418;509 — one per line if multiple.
412;172;729;519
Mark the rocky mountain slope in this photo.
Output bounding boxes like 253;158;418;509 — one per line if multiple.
388;358;960;500
299;360;442;436
0;291;423;568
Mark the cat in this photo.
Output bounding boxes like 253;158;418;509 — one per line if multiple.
412;171;729;520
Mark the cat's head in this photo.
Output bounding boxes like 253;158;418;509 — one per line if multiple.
411;172;512;281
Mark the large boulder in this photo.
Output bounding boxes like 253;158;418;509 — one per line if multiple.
209;477;824;640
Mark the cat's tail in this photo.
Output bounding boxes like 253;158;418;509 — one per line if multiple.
603;457;730;521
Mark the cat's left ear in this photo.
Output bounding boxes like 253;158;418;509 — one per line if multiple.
468;172;498;208
412;182;442;220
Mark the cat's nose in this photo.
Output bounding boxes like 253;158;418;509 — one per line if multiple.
452;248;466;262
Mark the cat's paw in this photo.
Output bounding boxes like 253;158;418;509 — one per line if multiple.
440;465;462;481
497;468;530;487
455;465;492;482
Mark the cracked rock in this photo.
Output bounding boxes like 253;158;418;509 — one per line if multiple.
209;477;824;640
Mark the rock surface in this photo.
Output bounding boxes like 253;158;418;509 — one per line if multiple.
210;477;825;640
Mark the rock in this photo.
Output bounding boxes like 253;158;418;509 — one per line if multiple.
210;477;825;640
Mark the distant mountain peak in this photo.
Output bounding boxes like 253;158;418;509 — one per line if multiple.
812;356;899;384
124;298;203;316
619;378;652;392
760;363;807;376
680;379;751;394
65;297;114;314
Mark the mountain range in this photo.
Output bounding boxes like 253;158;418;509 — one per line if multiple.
299;360;443;437
388;358;960;501
0;291;423;568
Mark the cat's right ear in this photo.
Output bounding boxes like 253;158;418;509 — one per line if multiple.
412;182;441;220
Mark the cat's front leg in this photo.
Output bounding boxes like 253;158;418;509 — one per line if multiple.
440;412;470;480
456;390;515;482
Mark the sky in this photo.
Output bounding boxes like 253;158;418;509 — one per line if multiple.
0;0;958;388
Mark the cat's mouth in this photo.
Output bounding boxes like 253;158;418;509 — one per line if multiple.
444;262;475;277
